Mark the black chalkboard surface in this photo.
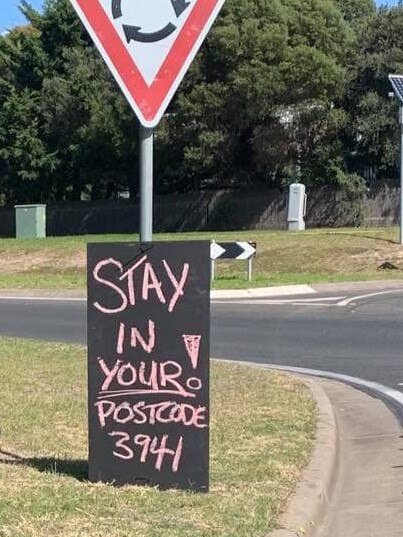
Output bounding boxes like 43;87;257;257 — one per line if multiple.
87;241;210;491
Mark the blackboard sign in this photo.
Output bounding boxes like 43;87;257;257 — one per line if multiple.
87;241;210;491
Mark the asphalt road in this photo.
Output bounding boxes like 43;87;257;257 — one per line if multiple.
0;287;402;393
214;293;403;393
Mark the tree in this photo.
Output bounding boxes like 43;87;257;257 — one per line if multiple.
334;0;375;31
345;5;403;179
0;0;139;203
157;0;355;191
0;0;377;203
0;24;56;203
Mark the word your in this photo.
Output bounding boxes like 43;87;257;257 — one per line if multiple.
108;432;184;472
97;358;202;398
96;400;208;428
93;255;190;314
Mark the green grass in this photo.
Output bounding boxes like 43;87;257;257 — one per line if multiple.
1;227;403;290
0;339;315;537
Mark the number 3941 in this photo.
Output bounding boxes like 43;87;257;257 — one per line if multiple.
108;431;184;472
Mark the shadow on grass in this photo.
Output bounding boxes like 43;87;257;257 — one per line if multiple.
0;449;88;481
326;231;397;245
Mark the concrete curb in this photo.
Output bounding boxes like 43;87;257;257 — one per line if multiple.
210;284;316;300
0;285;317;301
216;359;338;537
268;375;338;537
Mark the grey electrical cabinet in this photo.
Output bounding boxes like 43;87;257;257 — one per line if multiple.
15;204;46;238
287;184;306;231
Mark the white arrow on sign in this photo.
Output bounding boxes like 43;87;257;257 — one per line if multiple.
210;242;226;260
236;242;256;260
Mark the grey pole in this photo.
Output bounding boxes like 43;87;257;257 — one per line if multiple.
400;107;403;245
247;258;253;282
139;125;154;242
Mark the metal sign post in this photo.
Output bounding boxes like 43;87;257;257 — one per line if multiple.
388;74;403;245
247;258;253;282
400;107;403;245
139;126;153;242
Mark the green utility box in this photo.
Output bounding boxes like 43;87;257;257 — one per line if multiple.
15;204;46;238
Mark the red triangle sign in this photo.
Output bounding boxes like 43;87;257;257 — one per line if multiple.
70;0;226;127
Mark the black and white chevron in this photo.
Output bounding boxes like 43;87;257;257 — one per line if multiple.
210;242;256;260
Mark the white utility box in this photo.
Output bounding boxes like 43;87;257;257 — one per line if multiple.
287;183;306;231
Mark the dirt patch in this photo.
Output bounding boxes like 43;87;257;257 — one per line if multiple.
351;245;403;265
0;250;86;274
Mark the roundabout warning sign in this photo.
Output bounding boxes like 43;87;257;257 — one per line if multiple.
70;0;226;127
112;0;191;43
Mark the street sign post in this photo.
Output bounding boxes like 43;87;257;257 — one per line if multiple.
388;74;403;245
69;0;226;240
210;241;257;282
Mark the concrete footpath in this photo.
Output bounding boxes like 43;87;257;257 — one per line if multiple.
274;377;403;537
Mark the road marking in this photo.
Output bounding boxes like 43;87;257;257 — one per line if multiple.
216;296;345;304
336;289;403;307
0;296;86;302
1;288;403;307
275;296;345;303
0;295;340;306
213;301;337;307
212;296;345;306
214;290;403;307
0;295;333;306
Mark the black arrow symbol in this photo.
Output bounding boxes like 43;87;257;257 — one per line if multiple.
123;23;177;43
170;0;191;18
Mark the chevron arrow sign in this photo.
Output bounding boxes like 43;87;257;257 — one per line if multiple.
210;242;256;260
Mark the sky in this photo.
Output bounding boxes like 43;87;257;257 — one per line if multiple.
1;0;43;32
0;0;400;33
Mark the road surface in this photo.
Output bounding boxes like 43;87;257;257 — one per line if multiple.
0;286;402;394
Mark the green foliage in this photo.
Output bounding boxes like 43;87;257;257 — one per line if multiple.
345;5;403;180
158;0;354;191
334;0;375;31
0;0;397;204
0;0;138;202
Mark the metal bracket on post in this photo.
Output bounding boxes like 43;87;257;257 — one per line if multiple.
139;125;153;242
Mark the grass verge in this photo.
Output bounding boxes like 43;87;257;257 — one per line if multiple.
0;339;315;537
2;227;403;290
